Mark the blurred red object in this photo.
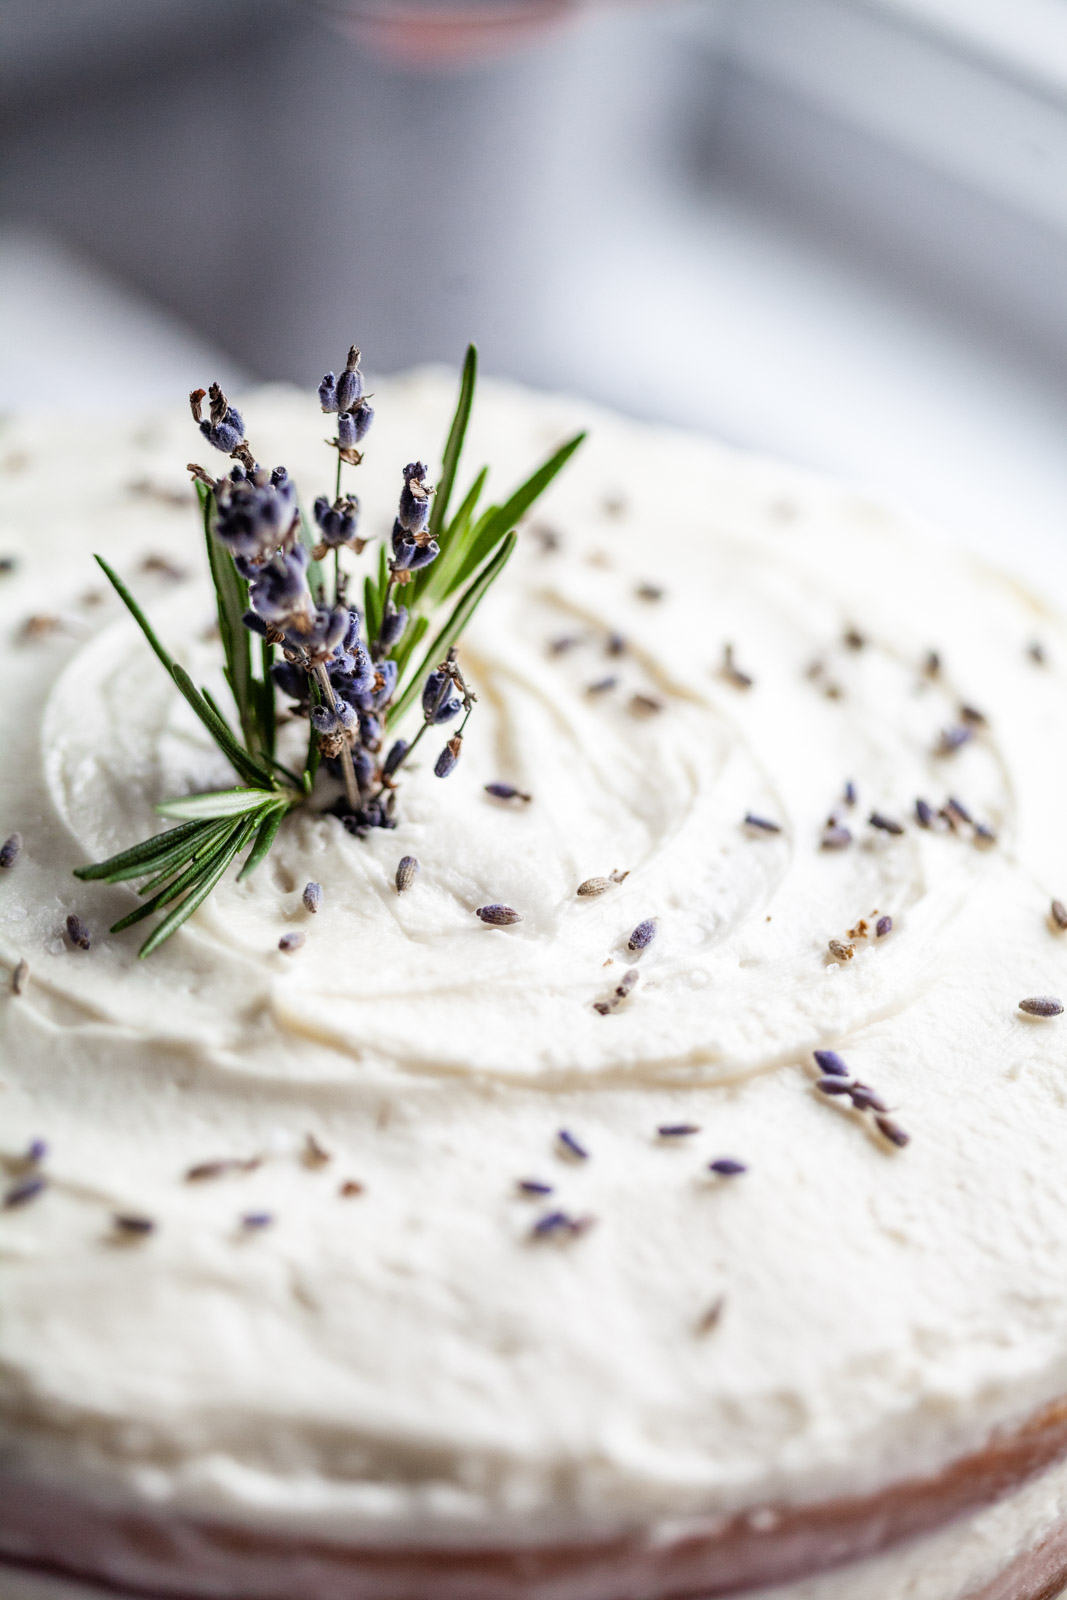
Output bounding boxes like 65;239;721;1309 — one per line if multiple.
312;0;594;67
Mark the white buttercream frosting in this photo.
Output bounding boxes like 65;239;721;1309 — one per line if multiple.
3;374;1067;1579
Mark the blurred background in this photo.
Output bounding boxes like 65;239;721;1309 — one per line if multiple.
2;0;1067;586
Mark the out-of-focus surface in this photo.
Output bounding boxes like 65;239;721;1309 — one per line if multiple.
2;0;1067;594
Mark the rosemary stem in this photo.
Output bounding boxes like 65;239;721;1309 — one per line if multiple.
314;662;360;811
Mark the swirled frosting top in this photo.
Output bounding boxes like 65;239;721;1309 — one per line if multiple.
2;373;1067;1543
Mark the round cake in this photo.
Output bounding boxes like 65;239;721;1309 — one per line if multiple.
3;372;1067;1600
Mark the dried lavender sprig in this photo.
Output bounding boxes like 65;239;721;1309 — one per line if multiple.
1019;996;1064;1017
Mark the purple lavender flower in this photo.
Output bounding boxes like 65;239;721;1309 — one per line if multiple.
338;403;374;447
192;383;245;454
311;699;357;736
215;465;297;566
378;603;408;651
397;462;432;534
422;669;462;724
319;346;363;413
249;545;312;628
312;494;361;550
434;738;461;778
383;739;408;776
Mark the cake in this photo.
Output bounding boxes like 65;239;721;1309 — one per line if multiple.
3;371;1067;1600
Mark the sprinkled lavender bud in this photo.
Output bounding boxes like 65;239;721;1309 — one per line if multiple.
657;1123;701;1137
816;1077;854;1096
577;877;612;897
395;856;419;894
915;798;935;828
26;1138;47;1164
850;1084;889;1113
303;882;322;914
378;603;408;650
304;1133;331;1167
337;402;374;447
593;966;640;1014
383;739;409;777
629;693;664;718
3;1174;47;1209
1019;996;1064;1017
517;1179;554;1196
876;915;893;938
945;795;973;825
1051;900;1067;931
278;931;305;953
843;780;857;806
476;904;522;926
813;1050;851;1077
974;823;997;848
709;1158;747;1177
585;675;618;696
0;832;21;868
744;813;781;834
828;939;854;962
113;1213;155;1236
65;914;90;951
874;1116;910;1148
531;1210;593;1240
959;703;987;726
821;825;851;850
335;346;363;412
696;1296;726;1334
241;1212;274;1230
936;725;972;755
868;812;904;835
627;918;657;951
12;959;28;995
434;737;462;778
557;1129;588;1160
485;783;532;803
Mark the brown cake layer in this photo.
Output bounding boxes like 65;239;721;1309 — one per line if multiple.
4;1396;1067;1599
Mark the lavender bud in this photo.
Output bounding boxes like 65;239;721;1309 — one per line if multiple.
65;914;91;951
627;918;657;951
1019;996;1064;1017
875;915;893;938
318;371;339;412
874;1116;910;1148
557;1129;589;1160
241;1211;274;1230
271;660;307;700
815;1077;853;1095
476;904;523;926
397;462;432;534
813;1049;850;1077
422;670;462;724
821;825;852;850
868;812;904;835
4;1174;47;1209
395;856;419;893
850;1084;889;1113
335;347;364;412
1051;900;1067;931
485;783;532;803
278;932;305;953
302;882;322;914
378;603;408;651
0;832;22;869
113;1214;156;1236
383;739;409;777
915;798;936;828
709;1158;747;1177
577;877;611;897
197;383;245;454
338;402;374;447
434;737;462;778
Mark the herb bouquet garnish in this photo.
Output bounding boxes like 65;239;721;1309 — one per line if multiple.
75;344;584;956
